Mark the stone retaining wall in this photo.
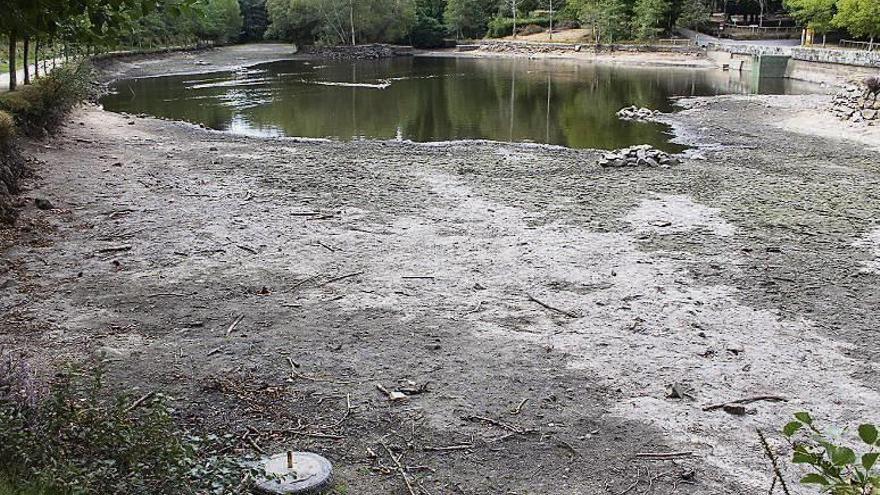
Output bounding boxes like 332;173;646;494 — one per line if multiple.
303;44;413;60
831;79;880;124
706;42;880;69
477;40;703;55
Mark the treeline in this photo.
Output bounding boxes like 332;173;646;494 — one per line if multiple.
260;0;880;46
262;0;714;45
785;0;880;44
1;0;244;91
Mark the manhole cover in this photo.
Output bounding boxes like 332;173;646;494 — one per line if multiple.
253;451;333;494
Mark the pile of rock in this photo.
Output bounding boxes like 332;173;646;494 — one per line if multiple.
831;77;880;124
617;105;659;121
304;44;407;61
598;145;679;168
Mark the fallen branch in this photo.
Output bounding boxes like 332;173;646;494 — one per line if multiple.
703;395;787;412
97;244;133;253
634;451;694;460
464;414;525;434
124;391;156;414
225;315;244;336
422;444;473;452
320;271;365;287
381;442;418;495
526;293;578;318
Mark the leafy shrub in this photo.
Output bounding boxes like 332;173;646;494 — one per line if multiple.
0;112;15;144
487;16;556;38
781;412;880;494
0;352;256;494
519;24;545;36
0;62;93;137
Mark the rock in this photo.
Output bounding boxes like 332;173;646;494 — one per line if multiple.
597;145;678;168
722;404;748;415
35;198;54;210
111;161;123;167
617;105;659;121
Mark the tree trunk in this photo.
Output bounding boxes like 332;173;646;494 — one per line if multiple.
8;34;17;91
34;40;40;78
23;37;30;85
549;0;553;40
349;0;356;46
512;0;517;39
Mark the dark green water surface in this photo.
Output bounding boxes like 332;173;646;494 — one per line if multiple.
101;56;815;151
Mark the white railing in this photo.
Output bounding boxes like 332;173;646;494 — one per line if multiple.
840;39;877;52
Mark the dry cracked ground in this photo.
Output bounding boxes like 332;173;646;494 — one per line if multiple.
1;49;880;494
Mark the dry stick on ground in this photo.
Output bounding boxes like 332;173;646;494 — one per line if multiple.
381;442;418;495
322;393;352;429
124;391;156;414
703;395;788;412
511;398;529;415
757;428;791;495
634;451;695;460
464;414;526;434
225;315;244;336
320;271;365;287
97;244;133;253
526;293;579;318
422;444;473;452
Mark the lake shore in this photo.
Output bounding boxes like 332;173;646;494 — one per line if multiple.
2;44;880;494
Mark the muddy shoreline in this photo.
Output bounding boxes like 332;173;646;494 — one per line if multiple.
2;44;879;494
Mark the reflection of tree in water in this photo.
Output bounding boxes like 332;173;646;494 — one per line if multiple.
101;57;810;150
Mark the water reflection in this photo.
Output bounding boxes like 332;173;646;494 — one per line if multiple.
102;56;816;151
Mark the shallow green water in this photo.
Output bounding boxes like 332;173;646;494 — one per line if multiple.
102;56;814;151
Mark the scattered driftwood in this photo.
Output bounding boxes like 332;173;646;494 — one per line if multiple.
703;395;787;412
526;293;579;318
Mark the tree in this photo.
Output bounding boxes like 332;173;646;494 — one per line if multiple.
633;0;671;39
833;0;880;48
597;0;633;42
239;0;270;40
783;0;834;45
675;0;710;29
197;0;244;43
444;0;499;38
265;0;416;45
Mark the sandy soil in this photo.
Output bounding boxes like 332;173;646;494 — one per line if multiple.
2;45;880;494
500;28;592;44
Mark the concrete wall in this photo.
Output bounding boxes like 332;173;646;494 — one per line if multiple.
707;43;880;85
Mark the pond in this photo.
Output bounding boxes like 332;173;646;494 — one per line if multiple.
101;56;815;151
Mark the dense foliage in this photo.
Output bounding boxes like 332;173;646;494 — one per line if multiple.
781;412;880;494
0;353;255;494
1;1;242;91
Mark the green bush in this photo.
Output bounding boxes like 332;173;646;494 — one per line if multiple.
777;412;880;494
0;62;92;138
0;112;15;145
409;13;448;48
486;16;557;38
0;353;256;494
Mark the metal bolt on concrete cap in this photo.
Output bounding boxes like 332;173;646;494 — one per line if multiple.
252;451;333;494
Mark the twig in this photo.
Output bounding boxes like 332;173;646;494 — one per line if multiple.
237;244;257;254
422;444;473;452
526;293;579;318
703;395;787;412
322;393;352;429
147;292;186;298
316;241;337;252
124;391;156;414
511;398;529;415
226;315;244;336
245;434;267;454
464;415;525;434
402;276;435;280
634;451;694;460
757;428;791;495
381;442;418;495
320;271;364;287
97;244;133;253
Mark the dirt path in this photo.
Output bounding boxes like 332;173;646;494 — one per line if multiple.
2;47;879;494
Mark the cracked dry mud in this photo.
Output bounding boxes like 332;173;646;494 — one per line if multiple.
2;46;880;494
